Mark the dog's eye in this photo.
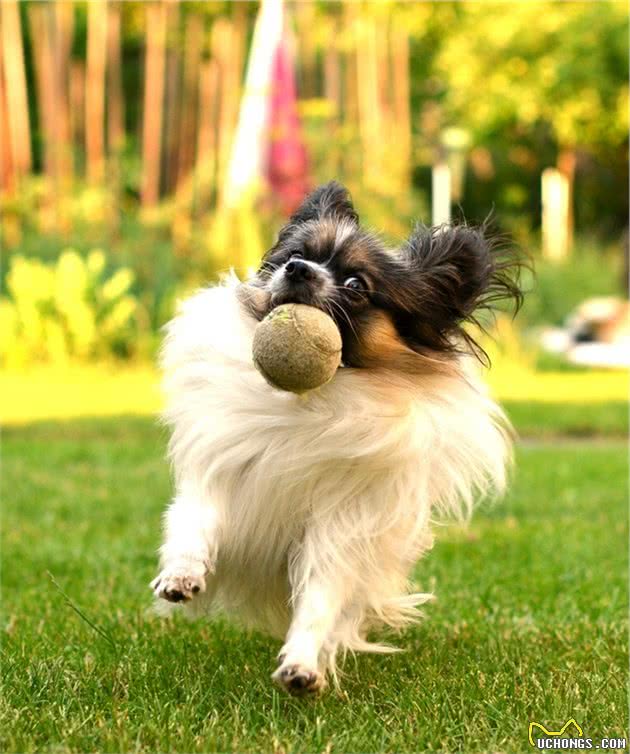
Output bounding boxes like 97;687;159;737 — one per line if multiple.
344;276;365;293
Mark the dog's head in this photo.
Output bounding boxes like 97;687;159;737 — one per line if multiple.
242;181;523;369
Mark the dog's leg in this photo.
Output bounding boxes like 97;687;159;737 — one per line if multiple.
273;569;349;696
317;602;367;682
151;484;219;603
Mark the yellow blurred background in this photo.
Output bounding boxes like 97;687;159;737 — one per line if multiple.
0;0;628;425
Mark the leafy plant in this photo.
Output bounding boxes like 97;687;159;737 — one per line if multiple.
1;250;144;366
520;242;624;328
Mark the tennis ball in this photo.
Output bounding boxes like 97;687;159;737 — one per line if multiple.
252;304;342;394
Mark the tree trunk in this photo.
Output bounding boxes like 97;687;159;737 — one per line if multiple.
0;51;15;192
391;20;411;191
194;58;219;214
141;1;167;207
107;2;125;153
86;0;108;183
52;1;74;185
28;4;56;179
176;13;203;188
70;62;86;174
0;0;32;182
162;1;181;195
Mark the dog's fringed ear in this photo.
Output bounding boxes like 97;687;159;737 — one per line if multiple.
291;181;358;225
397;224;523;362
276;182;358;243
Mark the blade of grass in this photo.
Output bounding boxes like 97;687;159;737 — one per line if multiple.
47;571;117;649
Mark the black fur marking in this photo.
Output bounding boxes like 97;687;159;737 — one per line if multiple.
289;180;358;225
393;223;524;364
247;183;525;369
275;181;358;246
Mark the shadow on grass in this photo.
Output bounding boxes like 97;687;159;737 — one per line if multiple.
4;400;628;444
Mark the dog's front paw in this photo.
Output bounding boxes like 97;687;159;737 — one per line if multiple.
272;660;326;697
150;558;209;603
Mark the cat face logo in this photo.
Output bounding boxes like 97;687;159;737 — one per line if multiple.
528;718;584;746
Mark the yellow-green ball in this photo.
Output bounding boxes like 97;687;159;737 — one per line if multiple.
252;304;342;394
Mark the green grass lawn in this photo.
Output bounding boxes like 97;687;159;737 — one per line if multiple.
2;416;628;753
504;400;628;438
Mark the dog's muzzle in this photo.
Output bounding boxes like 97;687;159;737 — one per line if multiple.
270;260;333;308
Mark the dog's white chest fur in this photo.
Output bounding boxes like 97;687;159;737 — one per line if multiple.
159;278;510;642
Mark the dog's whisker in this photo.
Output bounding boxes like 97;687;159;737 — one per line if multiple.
326;297;360;341
322;299;359;343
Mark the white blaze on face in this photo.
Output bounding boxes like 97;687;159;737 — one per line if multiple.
270;260;335;300
333;219;357;250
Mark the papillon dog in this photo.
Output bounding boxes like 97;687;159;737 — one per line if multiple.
151;182;522;695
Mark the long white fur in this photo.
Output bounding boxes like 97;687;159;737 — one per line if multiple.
154;274;512;687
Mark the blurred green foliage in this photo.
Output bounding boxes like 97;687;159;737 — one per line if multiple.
406;1;628;235
435;3;627;151
0;249;148;366
519;241;624;329
4;1;627;366
5;199;624;369
15;0;629;238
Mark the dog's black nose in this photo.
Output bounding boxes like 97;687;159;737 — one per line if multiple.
285;259;313;281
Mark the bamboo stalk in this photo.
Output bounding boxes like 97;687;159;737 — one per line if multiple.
86;0;108;183
197;60;219;169
162;1;181;194
228;6;247;168
107;1;125;153
0;52;21;244
163;50;180;193
356;16;378;187
0;57;15;192
194;58;219;212
141;1;167;207
53;0;74;183
295;4;317;98
375;11;390;125
324;42;341;115
70;62;86;173
105;2;125;240
0;0;32;181
362;14;388;191
211;8;248;199
367;16;381;188
323;27;341;178
27;3;62;230
391;20;411;189
211;18;234;194
226;11;246;184
28;4;57;179
342;5;359;177
374;9;397;195
176;13;203;188
230;2;248;96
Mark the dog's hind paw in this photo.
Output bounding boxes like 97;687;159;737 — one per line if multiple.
272;661;326;697
150;558;208;603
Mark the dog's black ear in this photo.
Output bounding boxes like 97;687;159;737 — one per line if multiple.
396;224;523;361
277;182;358;243
291;181;358;225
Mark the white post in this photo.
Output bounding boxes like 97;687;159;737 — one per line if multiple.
222;0;284;209
541;167;570;260
432;162;451;226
